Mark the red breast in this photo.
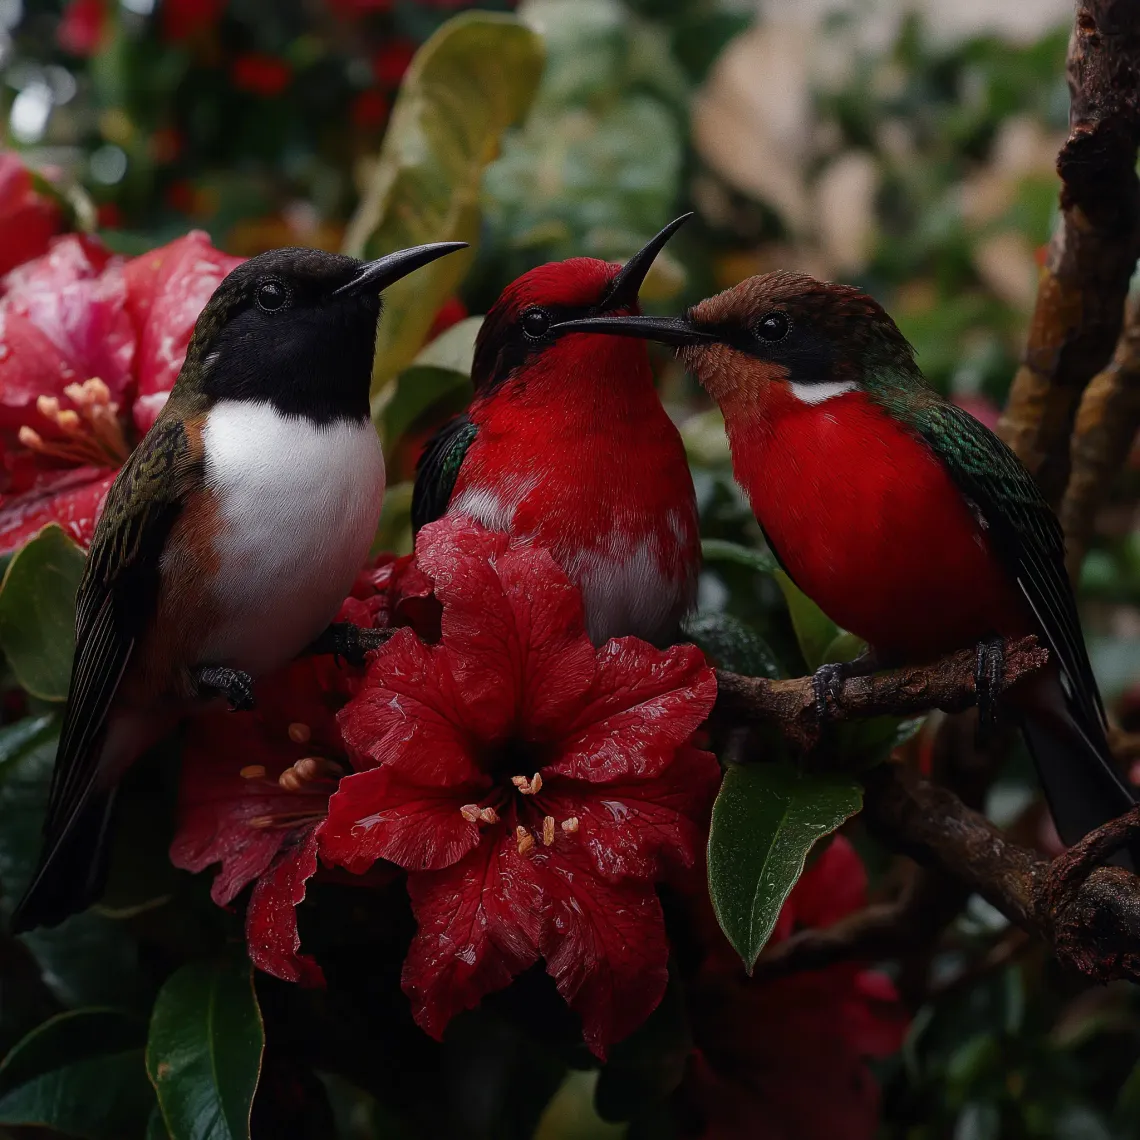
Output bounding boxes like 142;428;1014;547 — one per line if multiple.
726;381;1029;663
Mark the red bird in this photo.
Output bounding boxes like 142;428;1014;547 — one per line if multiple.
558;272;1137;853
411;217;700;646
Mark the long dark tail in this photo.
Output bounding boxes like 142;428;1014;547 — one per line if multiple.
1020;669;1138;867
9;788;117;933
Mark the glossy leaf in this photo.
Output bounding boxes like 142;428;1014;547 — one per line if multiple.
772;569;840;672
0;523;85;700
147;960;265;1140
700;538;779;576
683;611;782;679
342;13;544;398
708;763;863;970
0;1009;151;1140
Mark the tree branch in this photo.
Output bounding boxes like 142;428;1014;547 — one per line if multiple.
1058;292;1140;577
997;0;1140;505
714;636;1049;749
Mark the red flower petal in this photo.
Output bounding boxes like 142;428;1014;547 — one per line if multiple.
548;640;716;782
784;834;869;934
544;744;720;883
337;628;483;785
539;845;669;1059
321;764;484;874
0;466;115;555
0;155;63;277
123;231;243;432
0;236;134;424
416;518;596;740
403;836;542;1039
245;825;324;987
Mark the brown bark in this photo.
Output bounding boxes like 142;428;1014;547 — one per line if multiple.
997;0;1140;505
1059;293;1140;576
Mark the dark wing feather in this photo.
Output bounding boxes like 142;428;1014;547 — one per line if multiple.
909;401;1105;733
43;415;202;845
411;414;478;533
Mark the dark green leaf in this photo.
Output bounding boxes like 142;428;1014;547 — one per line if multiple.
772;570;839;672
0;1008;151;1140
700;538;779;576
707;764;863;970
342;13;544;397
682;611;782;678
0;524;85;700
147;959;265;1140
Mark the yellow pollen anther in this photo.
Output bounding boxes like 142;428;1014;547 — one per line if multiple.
36;395;60;419
542;816;555;846
511;772;543;795
288;722;312;744
18;425;43;449
239;764;267;780
516;825;535;857
561;817;579;834
278;768;305;793
56;409;81;432
460;804;481;823
22;377;130;466
479;806;499;825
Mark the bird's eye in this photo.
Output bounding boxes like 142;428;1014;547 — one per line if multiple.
520;306;552;340
256;279;290;313
755;310;791;342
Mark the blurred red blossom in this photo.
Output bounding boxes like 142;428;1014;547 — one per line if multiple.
0;155;63;277
677;837;910;1140
162;0;226;42
170;553;432;984
231;54;293;98
322;517;720;1057
58;0;107;56
373;39;418;87
0;231;242;554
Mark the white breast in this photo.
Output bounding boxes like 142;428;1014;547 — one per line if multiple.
198;400;385;675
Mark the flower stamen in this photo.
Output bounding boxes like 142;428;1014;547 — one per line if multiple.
278;755;343;792
460;803;480;823
516;825;535;857
561;816;579;834
288;722;312;744
542;815;555;846
512;772;543;796
479;806;499;825
21;378;130;466
239;764;267;780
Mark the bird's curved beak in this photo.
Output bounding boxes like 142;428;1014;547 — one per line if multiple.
332;241;468;298
547;313;718;346
598;212;694;313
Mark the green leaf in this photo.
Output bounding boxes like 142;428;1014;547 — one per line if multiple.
147;960;264;1140
683;611;782;679
342;12;544;399
0;524;85;700
700;538;778;576
0;1009;152;1140
707;764;863;970
772;570;839;672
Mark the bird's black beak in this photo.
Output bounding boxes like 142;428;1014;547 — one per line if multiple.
598;212;694;313
547;313;718;346
331;241;468;298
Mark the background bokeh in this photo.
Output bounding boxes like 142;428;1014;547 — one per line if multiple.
4;1;1140;1138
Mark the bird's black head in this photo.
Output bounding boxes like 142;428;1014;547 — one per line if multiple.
181;243;465;423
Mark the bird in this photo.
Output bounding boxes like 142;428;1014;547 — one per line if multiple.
554;270;1138;854
12;240;466;932
411;215;700;647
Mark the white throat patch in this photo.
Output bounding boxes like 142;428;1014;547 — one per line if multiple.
788;380;858;405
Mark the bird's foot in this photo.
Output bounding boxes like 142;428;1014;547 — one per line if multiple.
195;665;256;711
306;622;392;668
974;637;1005;743
811;650;878;722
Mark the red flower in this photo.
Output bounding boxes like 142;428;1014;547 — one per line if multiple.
231;54;293;98
677;838;909;1140
321;518;719;1057
162;0;226;42
351;89;390;131
0;231;242;554
373;39;417;88
58;0;107;56
0;154;63;277
169;553;438;983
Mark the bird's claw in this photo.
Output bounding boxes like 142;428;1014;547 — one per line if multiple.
318;622;392;668
974;637;1005;743
811;662;849;722
195;665;256;711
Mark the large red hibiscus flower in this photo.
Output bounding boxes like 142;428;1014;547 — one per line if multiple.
677;837;910;1140
0;230;242;555
322;517;720;1057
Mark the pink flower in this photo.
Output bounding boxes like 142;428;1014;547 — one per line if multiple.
322;517;720;1057
0;154;63;278
0;231;243;554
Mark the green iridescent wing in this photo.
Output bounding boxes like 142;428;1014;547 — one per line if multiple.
46;415;203;847
411;413;478;533
910;400;1105;733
